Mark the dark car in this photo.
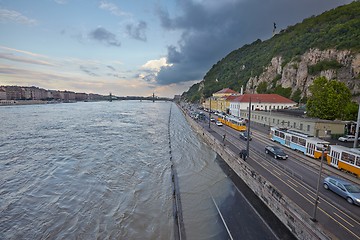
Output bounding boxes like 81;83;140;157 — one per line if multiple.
239;131;252;141
323;176;360;206
265;145;288;160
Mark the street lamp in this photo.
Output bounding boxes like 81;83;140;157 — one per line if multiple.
208;97;211;129
246;98;251;158
311;147;325;222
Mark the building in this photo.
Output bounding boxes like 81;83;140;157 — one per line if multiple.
229;94;297;117
204;88;346;138
240;109;345;138
0;87;6;100
203;88;240;113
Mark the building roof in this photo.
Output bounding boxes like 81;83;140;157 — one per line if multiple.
224;95;239;101
214;88;238;94
231;94;296;104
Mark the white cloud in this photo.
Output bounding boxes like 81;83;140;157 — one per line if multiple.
99;1;129;17
54;0;67;4
0;8;37;25
141;57;171;71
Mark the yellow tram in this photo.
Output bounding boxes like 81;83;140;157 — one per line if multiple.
327;145;360;177
217;115;247;131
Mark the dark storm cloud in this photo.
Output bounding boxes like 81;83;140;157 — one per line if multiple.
88;27;121;47
155;0;352;85
126;21;147;41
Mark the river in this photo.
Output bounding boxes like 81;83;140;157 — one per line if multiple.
0;101;229;239
0;101;281;240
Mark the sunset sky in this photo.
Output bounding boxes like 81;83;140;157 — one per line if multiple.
0;0;353;97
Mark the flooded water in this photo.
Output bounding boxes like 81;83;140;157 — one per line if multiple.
0;101;236;240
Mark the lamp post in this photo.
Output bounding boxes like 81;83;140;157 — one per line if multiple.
268;107;272;129
208;98;211;129
353;104;360;148
311;147;325;222
246;98;251;158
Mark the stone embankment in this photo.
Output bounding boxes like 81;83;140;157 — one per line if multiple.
181;106;336;240
0;100;49;106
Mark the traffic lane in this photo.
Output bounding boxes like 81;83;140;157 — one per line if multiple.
198;120;360;239
250;152;360;240
243;127;360;215
255;135;360;218
207;124;360;239
207;120;360;214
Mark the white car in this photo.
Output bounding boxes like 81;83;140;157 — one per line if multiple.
216;121;223;126
338;135;359;142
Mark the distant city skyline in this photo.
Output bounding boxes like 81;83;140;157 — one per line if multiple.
0;0;353;97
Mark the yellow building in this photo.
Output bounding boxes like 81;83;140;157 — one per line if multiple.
203;88;240;113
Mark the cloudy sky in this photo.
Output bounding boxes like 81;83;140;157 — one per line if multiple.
0;0;353;97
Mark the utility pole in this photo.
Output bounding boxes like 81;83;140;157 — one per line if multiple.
246;98;251;158
353;104;360;148
208;98;211;129
311;147;325;222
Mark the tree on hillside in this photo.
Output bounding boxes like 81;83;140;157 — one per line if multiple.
306;76;357;120
257;82;268;93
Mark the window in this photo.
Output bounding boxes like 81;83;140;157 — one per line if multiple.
307;125;310;131
300;123;303;130
356;156;360;167
275;130;285;139
294;122;296;128
298;138;306;146
277;119;279;124
341;152;355;165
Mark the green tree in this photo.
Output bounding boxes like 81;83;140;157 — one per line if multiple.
257;82;268;93
273;85;292;99
291;88;302;103
306;76;353;120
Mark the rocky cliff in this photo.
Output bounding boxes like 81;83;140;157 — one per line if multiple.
246;48;360;100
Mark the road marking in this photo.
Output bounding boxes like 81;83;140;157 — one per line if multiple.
262;161;270;167
210;193;233;240
333;211;355;228
273;169;281;176
287;179;298;188
319;207;360;240
306;193;320;203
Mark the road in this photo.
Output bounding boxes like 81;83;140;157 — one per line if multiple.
198;118;360;240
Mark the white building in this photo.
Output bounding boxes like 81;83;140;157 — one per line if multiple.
229;94;297;117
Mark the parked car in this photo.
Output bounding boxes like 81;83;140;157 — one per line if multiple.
216;121;223;126
338;135;359;142
210;118;216;122
323;176;360;206
265;146;288;160
239;131;252;141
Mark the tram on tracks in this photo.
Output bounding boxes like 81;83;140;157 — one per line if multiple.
217;115;247;131
327;145;360;177
270;127;329;159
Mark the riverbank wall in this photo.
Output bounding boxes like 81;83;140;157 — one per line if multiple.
181;107;335;240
